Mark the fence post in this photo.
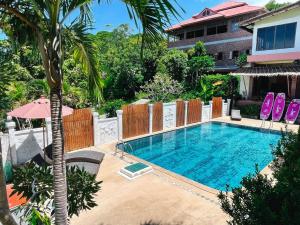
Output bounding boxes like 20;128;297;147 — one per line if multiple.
116;110;123;140
209;100;213;120
222;99;226;117
149;104;153;134
45;117;52;146
92;111;100;146
184;101;188;126
5;116;17;165
227;99;231;116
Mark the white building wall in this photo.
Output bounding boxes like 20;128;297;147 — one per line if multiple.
252;7;300;56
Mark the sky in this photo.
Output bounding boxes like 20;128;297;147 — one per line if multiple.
0;0;298;39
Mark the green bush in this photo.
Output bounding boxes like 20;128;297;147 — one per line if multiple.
180;91;200;101
239;104;260;118
201;74;240;99
101;99;126;118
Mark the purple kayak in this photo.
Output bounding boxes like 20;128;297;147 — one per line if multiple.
285;99;300;124
272;93;286;122
260;92;275;120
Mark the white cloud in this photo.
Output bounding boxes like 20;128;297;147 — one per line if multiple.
246;0;298;7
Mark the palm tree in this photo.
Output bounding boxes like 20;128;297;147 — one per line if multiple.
0;0;181;224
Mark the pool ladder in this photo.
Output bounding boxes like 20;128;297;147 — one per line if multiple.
114;140;134;158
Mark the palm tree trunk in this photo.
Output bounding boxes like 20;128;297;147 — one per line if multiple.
50;87;68;225
0;138;18;225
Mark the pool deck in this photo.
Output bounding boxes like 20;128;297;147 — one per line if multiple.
71;117;299;225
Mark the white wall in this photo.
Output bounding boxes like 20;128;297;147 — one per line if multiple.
252;7;300;56
1;133;11;168
93;114;118;146
15;128;46;164
163;103;177;130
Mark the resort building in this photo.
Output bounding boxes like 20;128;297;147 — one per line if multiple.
166;1;266;72
235;1;300;99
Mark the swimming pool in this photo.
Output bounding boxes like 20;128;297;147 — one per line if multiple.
120;122;281;191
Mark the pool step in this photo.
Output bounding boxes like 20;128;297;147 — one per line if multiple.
119;162;153;180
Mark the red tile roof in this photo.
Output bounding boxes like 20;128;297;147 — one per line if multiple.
6;185;28;209
167;1;265;32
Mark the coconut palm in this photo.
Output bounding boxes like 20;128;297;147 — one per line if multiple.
0;0;181;224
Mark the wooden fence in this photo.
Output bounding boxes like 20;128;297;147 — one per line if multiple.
122;104;149;139
63;108;94;152
176;101;185;127
212;97;223;119
152;102;163;132
188;99;202;124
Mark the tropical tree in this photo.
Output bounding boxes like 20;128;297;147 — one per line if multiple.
265;0;290;11
187;41;215;88
0;1;181;224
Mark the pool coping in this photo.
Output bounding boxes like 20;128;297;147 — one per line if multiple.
112;118;297;196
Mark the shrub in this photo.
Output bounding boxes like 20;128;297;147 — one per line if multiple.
239;104;260;118
180;91;200;101
157;49;188;82
11;163;102;219
142;73;183;102
102;99;126;118
201;74;240;99
218;128;300;225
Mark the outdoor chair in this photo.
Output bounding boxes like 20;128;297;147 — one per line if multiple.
231;110;242;121
31;144;104;175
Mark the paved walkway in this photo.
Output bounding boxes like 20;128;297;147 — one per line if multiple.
71;148;227;225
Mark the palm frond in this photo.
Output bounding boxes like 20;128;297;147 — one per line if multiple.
123;0;183;45
64;21;103;103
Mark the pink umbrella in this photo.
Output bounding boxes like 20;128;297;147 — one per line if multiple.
7;96;73;155
8;96;73;119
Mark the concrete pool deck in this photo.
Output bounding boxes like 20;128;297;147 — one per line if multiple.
71;117;299;225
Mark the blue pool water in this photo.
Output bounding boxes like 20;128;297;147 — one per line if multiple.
121;122;281;191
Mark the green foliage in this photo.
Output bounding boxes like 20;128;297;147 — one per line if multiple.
187;41;215;87
101;99;126;118
157;48;188;82
265;0;290;11
219;128;300;225
239;104;260;118
235;53;248;68
142;73;183;102
199;79;214;103
11;162;102;218
180;91;200;101
27;208;51;225
201;74;240;99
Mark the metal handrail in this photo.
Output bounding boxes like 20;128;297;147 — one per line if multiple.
115;140;134;158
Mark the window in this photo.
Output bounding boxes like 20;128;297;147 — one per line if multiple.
217;25;227;34
186;31;195;39
232;51;239;59
256;22;297;51
217;52;223;60
231;22;239;32
207;26;217;35
177;33;184;40
195;29;204;38
186;29;204;39
207;23;227;36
